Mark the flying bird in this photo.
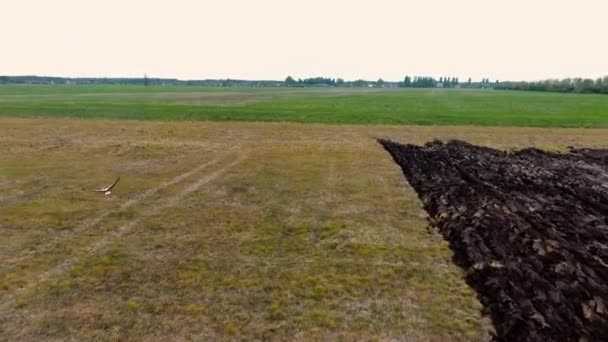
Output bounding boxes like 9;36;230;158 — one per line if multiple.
88;177;120;195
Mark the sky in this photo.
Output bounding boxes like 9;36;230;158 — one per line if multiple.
1;0;606;82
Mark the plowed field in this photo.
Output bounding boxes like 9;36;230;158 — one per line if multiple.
380;139;608;341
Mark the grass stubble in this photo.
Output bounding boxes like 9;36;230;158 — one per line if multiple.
2;117;608;340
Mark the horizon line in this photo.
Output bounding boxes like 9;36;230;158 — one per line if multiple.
2;74;607;84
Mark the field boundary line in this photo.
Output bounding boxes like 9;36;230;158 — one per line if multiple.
2;154;224;273
0;151;248;312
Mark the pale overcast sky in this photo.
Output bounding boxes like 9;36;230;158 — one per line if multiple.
1;0;606;81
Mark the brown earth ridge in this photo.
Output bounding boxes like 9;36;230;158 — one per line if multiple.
379;139;608;341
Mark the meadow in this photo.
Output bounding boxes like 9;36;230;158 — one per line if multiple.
1;86;607;127
2;117;608;340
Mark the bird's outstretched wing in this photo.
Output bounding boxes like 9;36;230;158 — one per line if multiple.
88;177;120;192
106;177;120;191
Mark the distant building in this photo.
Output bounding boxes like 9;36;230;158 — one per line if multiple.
436;83;444;88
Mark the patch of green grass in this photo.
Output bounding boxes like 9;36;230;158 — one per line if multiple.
123;297;140;311
0;86;607;127
49;279;73;296
183;303;205;316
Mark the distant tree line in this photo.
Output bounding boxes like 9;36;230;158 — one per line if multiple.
0;75;390;88
0;76;284;87
398;76;500;89
2;75;607;94
0;75;177;86
399;76;461;88
285;76;338;87
495;76;608;94
284;76;398;88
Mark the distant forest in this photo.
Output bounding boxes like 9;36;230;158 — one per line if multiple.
0;75;285;87
0;75;493;89
1;75;607;95
496;77;608;94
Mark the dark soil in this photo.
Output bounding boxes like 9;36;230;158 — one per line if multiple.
379;139;608;342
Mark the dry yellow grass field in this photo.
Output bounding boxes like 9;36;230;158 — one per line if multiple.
2;118;607;340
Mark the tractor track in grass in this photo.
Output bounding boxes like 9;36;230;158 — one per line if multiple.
0;151;248;314
379;139;608;342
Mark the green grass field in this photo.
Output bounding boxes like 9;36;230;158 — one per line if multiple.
1;85;607;127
